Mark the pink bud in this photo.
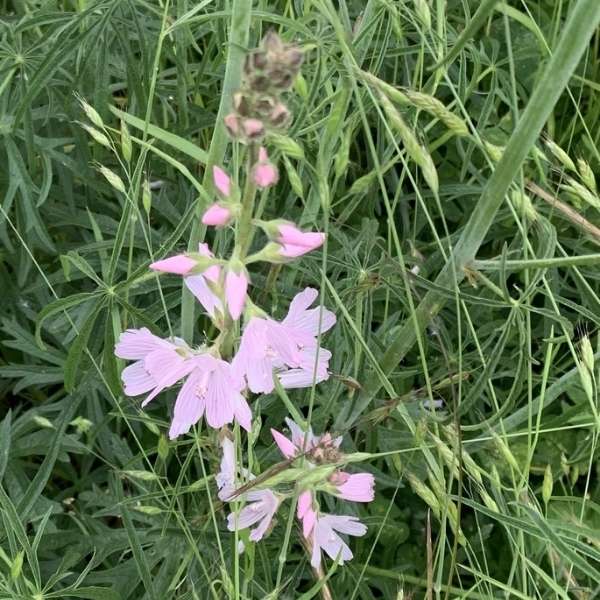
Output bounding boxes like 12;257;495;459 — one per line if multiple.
225;268;249;320
224;113;240;137
150;254;197;275
202;203;232;227
253;163;279;188
242;118;265;139
212;166;231;197
253;147;279;188
277;223;325;258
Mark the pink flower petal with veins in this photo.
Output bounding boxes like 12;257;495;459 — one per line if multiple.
271;429;297;458
225;269;248;320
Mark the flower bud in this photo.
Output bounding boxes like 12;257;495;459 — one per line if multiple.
268;103;291;128
150;255;199;275
202;203;233;227
242;118;265;141
212;166;231;198
252;147;279;188
225;261;249;320
224;113;241;138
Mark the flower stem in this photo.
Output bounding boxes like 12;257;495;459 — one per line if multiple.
236;143;260;258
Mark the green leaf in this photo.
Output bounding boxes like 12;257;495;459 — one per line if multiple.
109;106;208;164
0;411;12;483
64;299;106;392
35;292;100;350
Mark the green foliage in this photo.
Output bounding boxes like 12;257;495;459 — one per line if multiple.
1;0;599;598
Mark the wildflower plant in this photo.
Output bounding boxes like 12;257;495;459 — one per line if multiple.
114;32;375;574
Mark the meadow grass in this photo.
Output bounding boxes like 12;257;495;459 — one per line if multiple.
1;0;600;598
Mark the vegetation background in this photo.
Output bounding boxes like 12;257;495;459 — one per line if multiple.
1;0;600;598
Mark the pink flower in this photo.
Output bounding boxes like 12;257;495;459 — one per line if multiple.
202;203;232;226
232;288;336;393
309;514;367;568
217;437;280;541
212;166;231;197
150;254;197;275
183;243;223;319
277;223;325;258
115;328;251;437
216;436;236;501
115;328;195;406
227;488;280;542
169;355;251;438
271;417;321;458
252;147;279;188
225;267;249;320
297;490;317;538
331;472;375;502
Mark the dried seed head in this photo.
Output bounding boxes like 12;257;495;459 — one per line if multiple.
262;30;283;53
268;103;291;128
233;92;252;117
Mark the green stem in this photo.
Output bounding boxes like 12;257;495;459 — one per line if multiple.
473;253;600;271
343;0;600;429
236;144;260;258
180;0;251;342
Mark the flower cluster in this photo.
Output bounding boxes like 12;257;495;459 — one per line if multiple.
218;419;374;568
115;287;333;438
114;31;374;573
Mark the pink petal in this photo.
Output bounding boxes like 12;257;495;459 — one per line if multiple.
271;429;297;458
204;361;235;429
121;362;156;396
115;328;168;360
202;203;232;226
297;490;312;518
282;288;337;337
168;370;207;439
233;393;252;431
277;224;325;251
336;473;375;502
150;255;197;275
197;243;214;258
225;270;248;320
212;166;231;197
253;163;279;188
184;274;222;318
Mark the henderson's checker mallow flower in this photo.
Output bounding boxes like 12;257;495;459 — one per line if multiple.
113;30;374;574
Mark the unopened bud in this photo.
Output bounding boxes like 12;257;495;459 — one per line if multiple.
224;113;241;138
269;103;291;128
242;118;265;141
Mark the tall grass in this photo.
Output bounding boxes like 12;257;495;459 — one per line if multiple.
1;0;599;598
